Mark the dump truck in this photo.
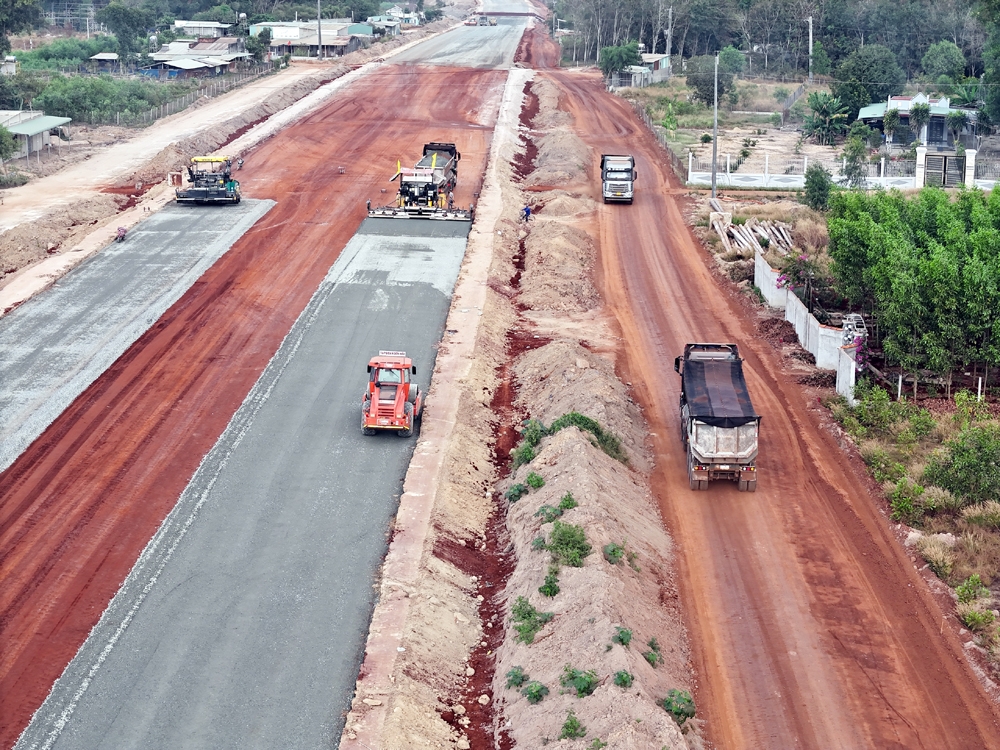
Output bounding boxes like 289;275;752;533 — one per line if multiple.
368;142;470;220
175;156;241;204
675;343;760;491
600;154;636;204
488;16;497;25
478;15;489;25
361;350;423;437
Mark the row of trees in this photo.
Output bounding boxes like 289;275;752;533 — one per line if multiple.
554;0;985;79
828;188;1000;379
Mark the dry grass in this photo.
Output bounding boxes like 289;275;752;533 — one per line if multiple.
963;501;1000;530
951;529;1000;586
791;215;829;253
915;535;956;579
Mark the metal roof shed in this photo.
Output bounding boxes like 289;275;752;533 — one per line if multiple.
5;115;72;161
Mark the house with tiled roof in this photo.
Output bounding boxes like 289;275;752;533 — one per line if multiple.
857;93;977;152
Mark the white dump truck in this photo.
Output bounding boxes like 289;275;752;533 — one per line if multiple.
675;343;760;492
600;154;636;204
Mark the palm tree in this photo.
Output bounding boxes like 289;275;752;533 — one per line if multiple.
909;102;930;144
950;80;982;108
804;91;849;146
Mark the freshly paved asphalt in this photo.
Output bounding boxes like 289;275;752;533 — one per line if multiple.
390;17;527;68
0;200;273;474
18;220;471;750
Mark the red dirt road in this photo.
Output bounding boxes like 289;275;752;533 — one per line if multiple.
546;68;1000;749
0;65;505;749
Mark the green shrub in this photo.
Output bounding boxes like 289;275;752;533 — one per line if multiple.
958;601;996;631
549;412;627;463
35;74;193;122
890;478;925;524
0;171;29;188
535;504;562;523
962;500;1000;529
560;709;587;739
853;382;905;434
613;670;634;688
506;666;528;688
603;542;625;565
526;471;545;489
522;680;549;703
956;574;990;604
589;740;608;750
512;442;536;468
531;536;547;551
612;626;632;647
924;425;1000;504
511;597;554;644
548;521;593;567
560;665;599;697
909;408;936;438
558;492;578;510
522;418;547;447
954;390;989;427
861;446;906;483
660;689;696;726
505;483;529;502
700;133;713;143
539;567;560;597
643;637;662;667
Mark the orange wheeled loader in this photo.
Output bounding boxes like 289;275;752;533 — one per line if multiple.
361;351;423;437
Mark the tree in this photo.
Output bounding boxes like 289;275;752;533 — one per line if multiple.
803;91;848;145
909;102;930;143
246;27;271;62
833;79;872;123
883;108;901;146
946;110;969;145
686;55;734;106
841;135;869;189
834;45;906;115
598;41;641;76
922;41;966;82
0;0;40;55
811;40;831;76
0;124;17;174
804;163;832;211
718;45;745;76
654;29;666;55
96;2;155;63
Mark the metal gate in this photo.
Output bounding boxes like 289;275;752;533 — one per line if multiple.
924;155;965;186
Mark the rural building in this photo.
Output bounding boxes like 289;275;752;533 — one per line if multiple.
857;93;977;151
0;110;72;160
172;20;232;38
251;21;370;57
88;52;119;72
1;56;17;76
141;38;249;78
640;53;670;83
366;16;402;35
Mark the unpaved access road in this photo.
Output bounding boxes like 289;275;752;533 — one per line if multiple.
543;67;1000;749
0;58;511;748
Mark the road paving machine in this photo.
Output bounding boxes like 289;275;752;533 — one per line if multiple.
368;142;471;220
176;156;241;205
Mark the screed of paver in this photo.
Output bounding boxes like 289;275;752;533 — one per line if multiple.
0;200;274;474
0;65;505;750
340;64;534;750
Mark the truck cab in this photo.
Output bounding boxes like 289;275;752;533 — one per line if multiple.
478;15;489;25
600;154;636;204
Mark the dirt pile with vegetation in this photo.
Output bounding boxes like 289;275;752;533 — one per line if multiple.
486;76;700;749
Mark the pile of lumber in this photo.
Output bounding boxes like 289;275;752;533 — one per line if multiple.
708;199;795;255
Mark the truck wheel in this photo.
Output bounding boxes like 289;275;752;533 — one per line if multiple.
698;480;709;491
398;402;414;438
747;479;757;492
362;400;376;436
738;479;749;492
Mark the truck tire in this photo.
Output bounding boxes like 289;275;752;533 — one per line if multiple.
747;479;757;492
362;400;376;436
398;402;414;438
738;479;749;492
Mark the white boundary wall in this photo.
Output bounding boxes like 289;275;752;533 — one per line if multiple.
754;249;858;399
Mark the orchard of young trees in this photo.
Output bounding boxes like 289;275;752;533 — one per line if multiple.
827;188;1000;383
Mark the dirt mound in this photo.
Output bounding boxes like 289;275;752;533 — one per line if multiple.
519;220;601;314
525;130;589;187
536;190;595;217
0;194;123;280
514;340;649;473
757;315;797;346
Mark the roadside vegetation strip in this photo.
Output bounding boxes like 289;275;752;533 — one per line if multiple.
826;382;1000;675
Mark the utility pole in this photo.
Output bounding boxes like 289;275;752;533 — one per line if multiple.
665;7;673;77
808;16;813;83
317;0;323;60
712;53;719;199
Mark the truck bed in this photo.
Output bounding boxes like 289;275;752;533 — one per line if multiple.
682;360;758;427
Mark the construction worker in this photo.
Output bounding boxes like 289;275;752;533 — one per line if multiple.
447;190;455;210
522;204;531;222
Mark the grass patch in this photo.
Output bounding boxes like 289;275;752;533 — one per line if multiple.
548;412;628;463
963;501;1000;529
643;637;662;667
511;596;554;644
558;492;578;510
535;504;562;523
526;471;545;489
560;665;599;697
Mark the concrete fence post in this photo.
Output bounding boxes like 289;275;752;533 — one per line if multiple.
726;154;730;174
915;146;927;186
688;151;693;182
965;149;977;186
